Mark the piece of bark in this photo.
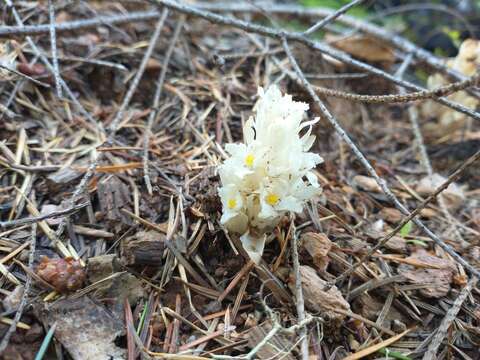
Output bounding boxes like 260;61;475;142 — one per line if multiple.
87;254;119;284
120;230;165;266
398;249;455;298
34;296;125;360
384;236;407;253
97;175;132;230
301;232;332;271
290;266;350;326
353;294;408;324
46;167;83;191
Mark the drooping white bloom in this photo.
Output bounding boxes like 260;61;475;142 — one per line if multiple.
217;85;323;263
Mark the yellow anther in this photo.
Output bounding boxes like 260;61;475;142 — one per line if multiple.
265;194;279;206
227;199;237;209
245;154;254;167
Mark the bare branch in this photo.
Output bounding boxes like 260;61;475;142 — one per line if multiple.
0;11;161;38
303;0;365;36
0;202;88;229
313;73;480;104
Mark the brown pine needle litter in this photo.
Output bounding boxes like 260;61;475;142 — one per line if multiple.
0;1;479;359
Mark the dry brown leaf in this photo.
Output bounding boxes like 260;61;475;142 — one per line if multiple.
301;232;332;271
383;236;407;253
379;207;403;224
290;266;350;325
353;175;382;193
398;249;455;298
327;35;395;64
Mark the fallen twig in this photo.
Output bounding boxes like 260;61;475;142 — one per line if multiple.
313;73;480;104
303;0;365;35
0;202;88;228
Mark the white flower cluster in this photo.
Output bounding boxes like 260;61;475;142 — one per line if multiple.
218;85;323;263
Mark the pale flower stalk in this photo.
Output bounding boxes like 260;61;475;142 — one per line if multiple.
218;85;323;263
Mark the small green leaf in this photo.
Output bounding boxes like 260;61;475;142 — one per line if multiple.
406;239;428;247
378;348;412;360
400;221;413;237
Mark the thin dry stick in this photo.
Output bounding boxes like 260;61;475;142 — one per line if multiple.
281;36;480;279
151;0;480;121
303;0;365;35
108;10;169;134
47;0;62;98
313;73;480;103
291;222;308;360
144;13;184;195
0;64;50;88
0;10;162;37
0;223;36;353
0;202;88;228
422;277;477;360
